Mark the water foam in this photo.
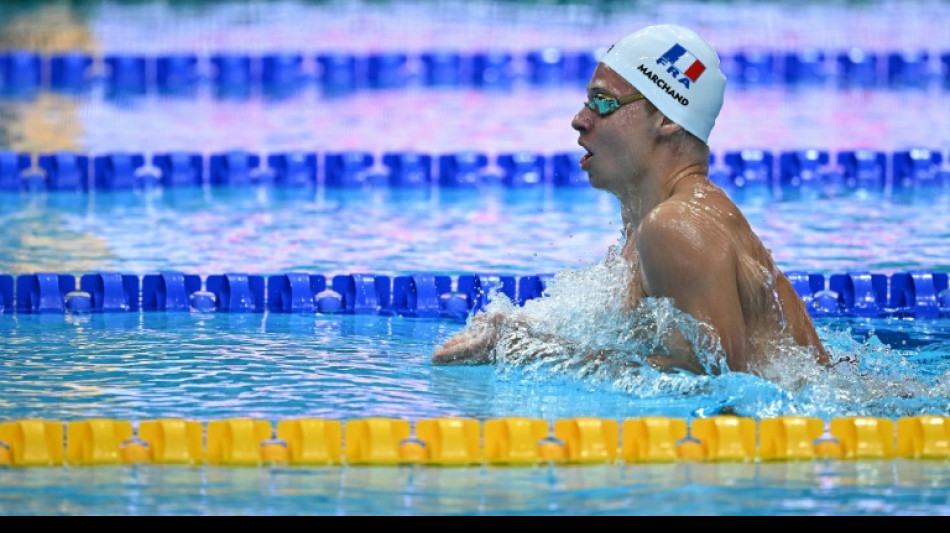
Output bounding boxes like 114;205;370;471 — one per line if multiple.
466;242;950;419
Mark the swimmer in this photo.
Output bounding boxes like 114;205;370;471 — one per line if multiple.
432;24;830;375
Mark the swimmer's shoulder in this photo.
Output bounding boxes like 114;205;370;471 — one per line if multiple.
638;190;740;265
638;200;723;256
680;180;752;232
641;187;736;238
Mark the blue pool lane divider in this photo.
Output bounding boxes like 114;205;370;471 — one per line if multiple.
438;152;491;187
782;50;826;85
105;55;147;96
779;149;828;189
835;49;878;89
156;54;199;95
0;275;13;314
332;274;392;315
36;153;89;193
458;274;517;312
267;153;318;188
262;53;306;98
383;153;432;188
206;274;266;313
893;149;944;190
79;273;140;312
552;152;590;187
2;147;946;194
837;150;888;191
0;153;30;190
142;272;202;312
15;273;76;314
498;153;546;188
211;54;253;98
711;148;947;198
889;272;945;319
392;273;453;318
93;153;148;191
316;53;358;95
324;152;377;188
420;52;463;87
0;52;42;97
210;151;262;187
517;274;555;304
2;270;947;320
3;48;949;97
472;51;515;89
828;272;889;318
785;271;950;319
49;53;93;93
723;149;774;200
367;52;410;90
267;273;326;314
153;152;203;188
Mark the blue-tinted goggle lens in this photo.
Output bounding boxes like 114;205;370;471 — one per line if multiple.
585;95;620;116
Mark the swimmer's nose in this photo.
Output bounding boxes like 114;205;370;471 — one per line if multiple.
572;109;591;134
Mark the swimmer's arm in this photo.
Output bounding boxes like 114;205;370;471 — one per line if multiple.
637;214;748;373
432;312;612;367
431;312;504;365
775;274;832;366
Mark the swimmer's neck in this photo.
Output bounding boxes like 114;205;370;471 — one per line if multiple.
619;162;709;232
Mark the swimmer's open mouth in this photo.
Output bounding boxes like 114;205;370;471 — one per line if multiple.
580;151;593;168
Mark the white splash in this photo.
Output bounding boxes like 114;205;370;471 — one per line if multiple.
467;242;949;418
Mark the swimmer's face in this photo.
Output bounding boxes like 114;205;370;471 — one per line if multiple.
572;63;652;194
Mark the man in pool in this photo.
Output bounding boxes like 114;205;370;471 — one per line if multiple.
432;24;830;375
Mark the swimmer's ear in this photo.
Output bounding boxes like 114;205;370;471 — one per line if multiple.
656;115;685;137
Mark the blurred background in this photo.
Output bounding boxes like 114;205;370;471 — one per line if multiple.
1;0;948;155
0;0;948;277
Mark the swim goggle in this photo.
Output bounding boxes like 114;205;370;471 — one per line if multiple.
585;92;646;116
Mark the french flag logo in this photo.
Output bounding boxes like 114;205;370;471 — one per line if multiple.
657;44;706;85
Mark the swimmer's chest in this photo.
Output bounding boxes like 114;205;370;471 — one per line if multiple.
621;239;649;306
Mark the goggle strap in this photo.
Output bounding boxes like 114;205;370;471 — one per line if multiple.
617;93;646;106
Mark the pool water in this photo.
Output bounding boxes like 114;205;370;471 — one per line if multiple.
3;461;949;516
0;309;949;516
1;186;949;277
1;0;950;517
1;310;949;422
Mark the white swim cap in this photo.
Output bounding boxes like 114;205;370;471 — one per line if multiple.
600;24;726;144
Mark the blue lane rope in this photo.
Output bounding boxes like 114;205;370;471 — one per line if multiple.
1;49;948;95
0;148;947;193
1;271;948;319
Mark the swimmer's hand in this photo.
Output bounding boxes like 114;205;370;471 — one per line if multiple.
431;312;502;365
